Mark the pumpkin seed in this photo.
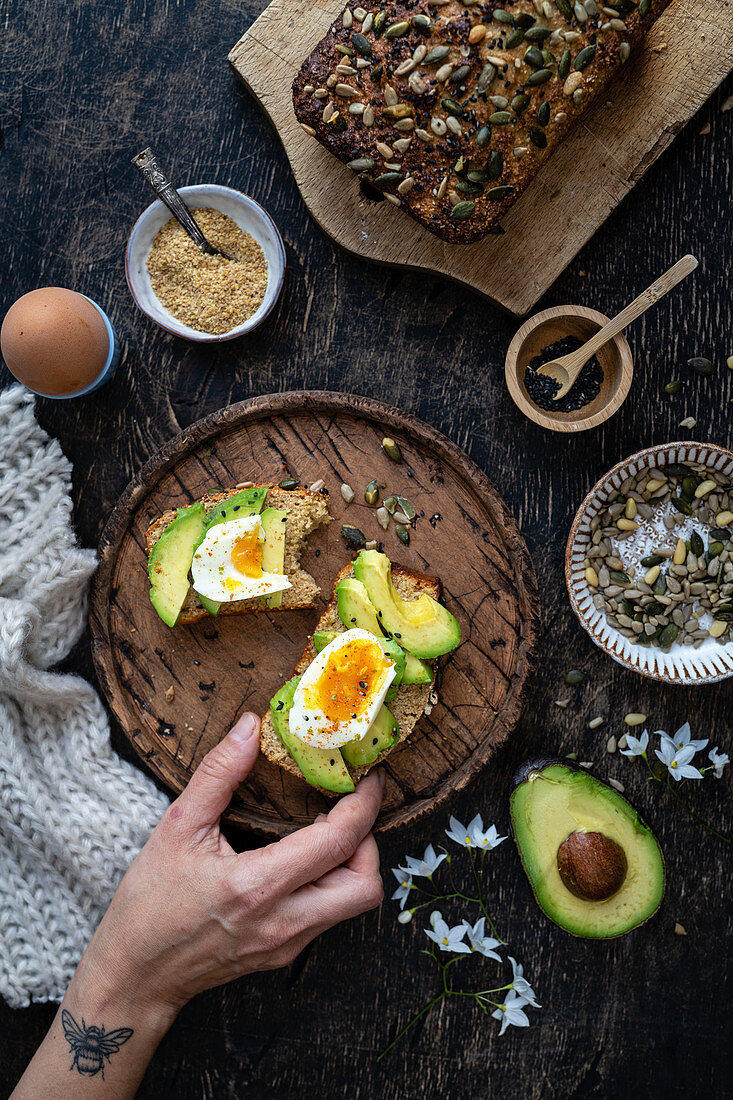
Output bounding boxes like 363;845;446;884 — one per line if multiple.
457;180;483;195
493;7;514;22
489;110;512;125
395;524;410;545
475;124;492;147
477;63;497;93
609;569;630;584
383;495;398;514
341;525;367;550
351;32;372;55
690;530;704;556
374;172;402;186
450;200;475;219
365;479;380;505
564;669;586;685
708;540;724;559
396;496;416;521
373;10;387;35
347;157;375;171
505;28;525;48
381;437;403;463
641;554;664;567
664;463;690;476
487;150;503;178
652;572;667;596
537;101;550;126
326;111;347;132
673;497;692;515
487;185;514;200
524;25;551;42
527;67;552;85
639;0;651;13
450;65;472;84
528;126;548;148
511;93;531;114
658;624;679;648
687;356;714;376
664;380;684;394
423;45;450;65
515;12;537;28
411;13;432;31
443;98;465;116
574;44;596;70
524;45;545;68
384;20;410;37
278;477;300;490
558;48;571;78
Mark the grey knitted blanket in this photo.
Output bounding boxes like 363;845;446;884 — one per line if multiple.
0;386;169;1009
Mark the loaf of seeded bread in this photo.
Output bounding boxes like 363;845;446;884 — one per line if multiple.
145;485;330;624
259;561;439;792
293;0;671;243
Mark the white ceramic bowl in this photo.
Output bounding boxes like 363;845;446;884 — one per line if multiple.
125;184;286;342
566;442;733;685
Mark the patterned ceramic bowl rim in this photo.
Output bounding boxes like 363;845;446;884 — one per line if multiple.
566;441;733;685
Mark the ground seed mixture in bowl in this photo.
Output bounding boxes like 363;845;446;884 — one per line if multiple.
146;209;268;335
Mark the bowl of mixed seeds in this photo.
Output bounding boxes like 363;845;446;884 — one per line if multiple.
126;184;286;342
566;442;733;684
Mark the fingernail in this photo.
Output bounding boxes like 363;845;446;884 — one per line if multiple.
230;712;259;742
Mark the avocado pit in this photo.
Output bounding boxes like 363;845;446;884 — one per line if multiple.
556;830;628;902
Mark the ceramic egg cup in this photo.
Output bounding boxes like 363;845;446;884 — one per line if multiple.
125;184;286;343
566;442;733;685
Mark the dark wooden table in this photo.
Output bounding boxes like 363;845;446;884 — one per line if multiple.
1;2;731;1097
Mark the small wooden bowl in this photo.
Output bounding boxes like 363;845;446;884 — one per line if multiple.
505;305;634;433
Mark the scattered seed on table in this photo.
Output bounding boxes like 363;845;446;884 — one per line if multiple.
606;735;617;753
608;778;625;792
624;713;647;726
588;716;604;729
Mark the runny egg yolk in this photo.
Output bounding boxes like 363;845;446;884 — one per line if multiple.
305;640;388;723
231;529;263;578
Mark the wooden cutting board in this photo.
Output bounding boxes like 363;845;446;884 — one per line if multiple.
90;392;538;837
228;0;733;316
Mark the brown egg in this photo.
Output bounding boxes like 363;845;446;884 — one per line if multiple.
1;287;110;397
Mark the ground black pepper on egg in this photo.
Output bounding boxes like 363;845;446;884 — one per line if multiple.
523;336;604;413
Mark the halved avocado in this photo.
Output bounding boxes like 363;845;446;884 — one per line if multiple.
336;576;433;684
270;677;354;794
194;487;269;617
148;502;207;627
510;759;665;939
352;550;460;659
260;507;288;609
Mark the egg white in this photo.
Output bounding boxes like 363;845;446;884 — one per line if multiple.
289;628;396;750
190;514;292;603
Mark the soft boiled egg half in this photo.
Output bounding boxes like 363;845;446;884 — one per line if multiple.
191;514;291;603
290;629;397;750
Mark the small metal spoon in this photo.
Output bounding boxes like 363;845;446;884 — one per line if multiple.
538;254;698;400
132;147;232;259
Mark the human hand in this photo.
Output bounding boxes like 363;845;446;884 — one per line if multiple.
78;712;385;1021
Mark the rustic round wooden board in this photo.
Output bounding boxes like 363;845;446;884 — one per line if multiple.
90;392;538;837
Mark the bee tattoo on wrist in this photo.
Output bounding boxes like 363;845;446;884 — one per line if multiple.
61;1009;134;1078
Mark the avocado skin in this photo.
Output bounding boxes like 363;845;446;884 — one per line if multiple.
335;576;433;683
510;758;666;939
269;677;354;794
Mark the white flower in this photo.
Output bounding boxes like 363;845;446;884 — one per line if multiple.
665;721;708;755
655;735;703;781
391;868;413;910
491;990;531;1036
397;910;413;924
424;911;471;954
708;747;730;779
399;843;447;878
620;730;649;757
462;917;502;961
445;814;507;850
508;957;540;1008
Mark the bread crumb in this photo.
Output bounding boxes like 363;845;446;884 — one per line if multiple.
674;922;687;936
165;686;175;703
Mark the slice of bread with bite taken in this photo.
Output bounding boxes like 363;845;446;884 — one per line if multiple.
145;484;329;625
260;561;439;794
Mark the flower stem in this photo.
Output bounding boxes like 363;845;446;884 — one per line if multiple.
662;777;730;844
470;849;503;942
377;993;445;1061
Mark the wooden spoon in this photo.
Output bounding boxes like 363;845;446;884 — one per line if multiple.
537;254;699;400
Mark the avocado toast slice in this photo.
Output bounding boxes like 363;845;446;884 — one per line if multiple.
145;484;330;626
260;555;458;795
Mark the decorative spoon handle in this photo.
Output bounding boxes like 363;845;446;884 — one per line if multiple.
568;254;699;365
131;148;225;257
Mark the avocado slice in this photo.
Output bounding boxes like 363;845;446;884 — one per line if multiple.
336;576;433;684
353;549;461;659
341;704;399;768
269;677;355;794
510;759;665;939
148;502;207;627
194;487;269;616
260;507;288;609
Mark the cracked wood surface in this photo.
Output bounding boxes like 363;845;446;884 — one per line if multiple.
229;0;733;315
0;0;731;1095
